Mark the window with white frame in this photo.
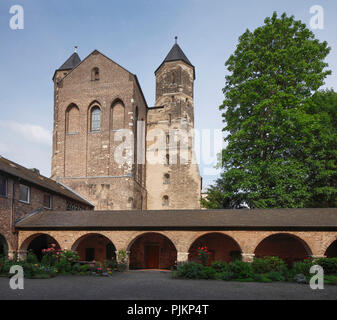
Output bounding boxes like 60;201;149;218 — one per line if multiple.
19;184;30;203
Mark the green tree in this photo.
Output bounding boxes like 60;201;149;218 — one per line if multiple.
305;90;337;207
202;12;332;209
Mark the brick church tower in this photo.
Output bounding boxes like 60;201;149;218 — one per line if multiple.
146;38;201;209
51;40;201;211
51;49;147;210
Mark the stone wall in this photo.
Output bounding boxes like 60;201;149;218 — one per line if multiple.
146;60;201;210
51;50;147;210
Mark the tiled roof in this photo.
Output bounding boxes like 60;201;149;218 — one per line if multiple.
58;52;81;70
155;42;195;78
15;208;337;230
0;156;93;207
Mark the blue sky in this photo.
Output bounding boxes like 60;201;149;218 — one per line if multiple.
0;0;336;187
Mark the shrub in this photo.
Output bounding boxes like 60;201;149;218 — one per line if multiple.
55;259;72;274
211;261;230;273
26;251;38;264
196;246;211;266
104;259;117;270
80;264;90;272
72;263;81;274
252;256;287;274
59;250;79;264
291;260;314;276
117;263;128;272
117;250;127;264
200;266;217;279
41;245;59;266
314;258;337;275
265;271;285;282
2;259;16;274
230;260;254;279
253;273;272;283
324;275;337;284
216;271;235;281
176;262;204;279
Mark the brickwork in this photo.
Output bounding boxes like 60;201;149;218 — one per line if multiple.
0;174;90;256
17;230;337;267
146;60;201;209
188;233;241;264
129;233;177;269
51;50;147;210
254;233;309;265
72;233;116;262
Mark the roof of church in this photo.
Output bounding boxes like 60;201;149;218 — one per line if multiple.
163;43;193;66
57;52;81;71
0;156;93;207
15;208;337;230
155;39;195;78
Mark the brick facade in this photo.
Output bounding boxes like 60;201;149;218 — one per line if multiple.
51;50;147;210
146;61;201;209
17;230;337;267
51;46;201;211
0;172;91;257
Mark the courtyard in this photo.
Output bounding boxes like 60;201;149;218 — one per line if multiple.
0;270;336;300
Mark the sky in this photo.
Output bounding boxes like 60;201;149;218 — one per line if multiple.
0;0;336;188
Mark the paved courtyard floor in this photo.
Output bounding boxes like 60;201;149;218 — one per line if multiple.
0;270;336;300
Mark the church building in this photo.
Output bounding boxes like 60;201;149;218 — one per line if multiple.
51;38;201;211
0;40;336;270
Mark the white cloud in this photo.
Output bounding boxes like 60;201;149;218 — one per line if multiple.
0;121;52;145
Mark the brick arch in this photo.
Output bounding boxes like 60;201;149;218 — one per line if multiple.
65;103;80;133
126;231;178;252
0;233;9;258
91;67;99;81
184;231;243;253
20;233;62;251
127;232;177;270
110;99;125;130
19;233;62;261
71;233;117;263
254;233;312;265
188;232;242;264
325;239;337;258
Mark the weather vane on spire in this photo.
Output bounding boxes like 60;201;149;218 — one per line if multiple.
74;45;78;53
175;36;178;44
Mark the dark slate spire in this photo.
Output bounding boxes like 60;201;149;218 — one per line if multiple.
57;52;81;71
155;37;195;78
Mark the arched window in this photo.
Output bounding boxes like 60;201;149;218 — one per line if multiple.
165;154;170;165
66;104;80;133
91;106;101;131
128;197;134;209
91;67;99;81
162;195;169;207
164;173;170;185
111;101;125;130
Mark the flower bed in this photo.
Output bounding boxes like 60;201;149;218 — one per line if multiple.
0;245;126;279
173;257;337;284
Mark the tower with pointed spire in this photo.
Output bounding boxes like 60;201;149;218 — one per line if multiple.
146;37;201;209
51;39;201;211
